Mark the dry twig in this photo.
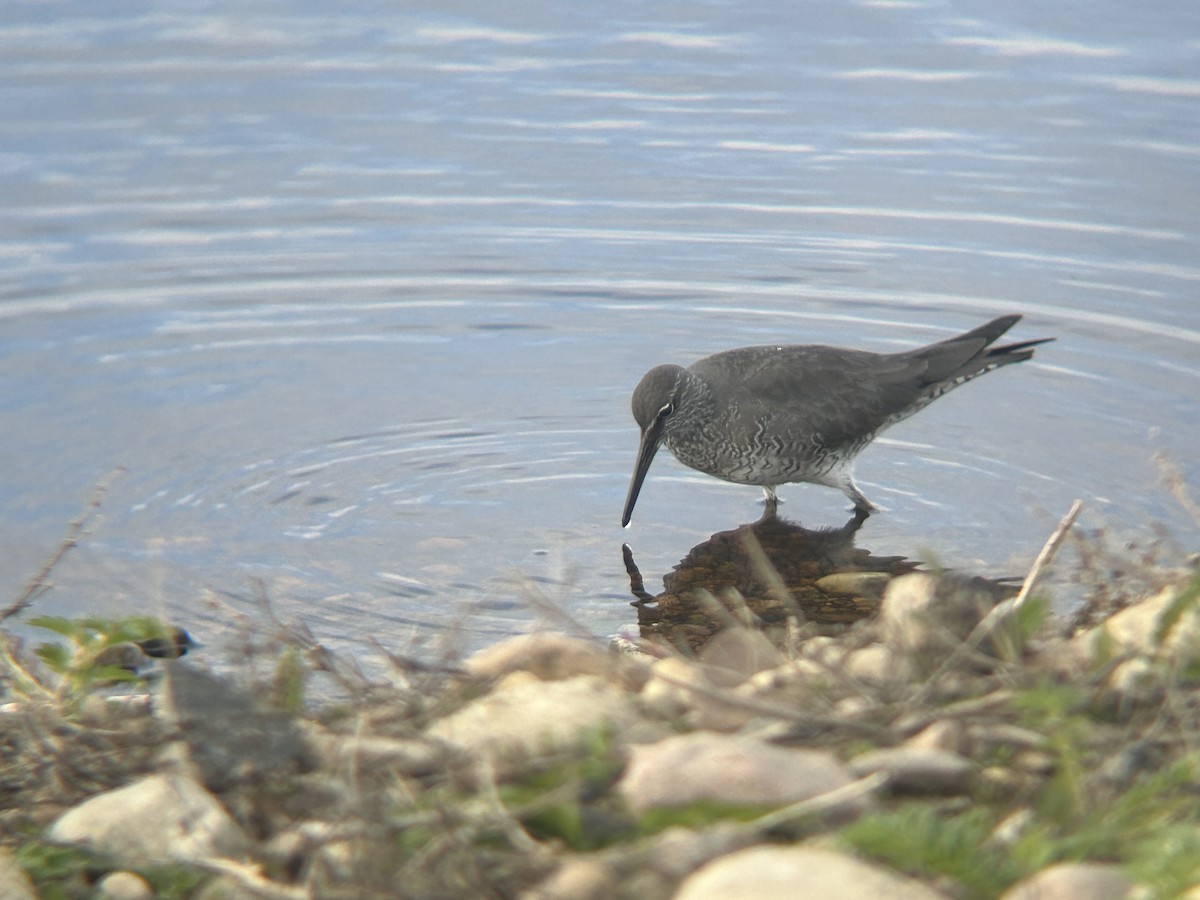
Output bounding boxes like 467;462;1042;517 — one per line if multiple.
1014;498;1082;610
0;466;125;623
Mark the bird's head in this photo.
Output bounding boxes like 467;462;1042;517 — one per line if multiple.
622;364;685;527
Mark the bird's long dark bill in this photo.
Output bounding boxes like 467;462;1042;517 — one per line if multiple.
621;427;662;527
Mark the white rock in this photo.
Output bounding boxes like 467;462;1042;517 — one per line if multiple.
1106;657;1163;702
799;635;843;663
0;847;38;900
618;732;862;817
1000;862;1138;900
641;656;764;731
642;657;711;718
815;571;893;599
95;871;155;900
904;720;965;754
1072;580;1200;663
746;659;826;691
301;726;445;776
426;675;636;765
880;573;993;657
697;628;785;680
465;633;624;683
646;824;753;879
49;773;249;864
844;644;910;683
520;858;617;900
675;845;950;900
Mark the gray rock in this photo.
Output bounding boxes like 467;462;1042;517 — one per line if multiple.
849;747;976;794
157;662;315;793
1000;862;1138;900
618;732;863;817
675;845;951;900
48;773;249;865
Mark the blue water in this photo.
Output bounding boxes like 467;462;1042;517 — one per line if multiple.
2;1;1198;662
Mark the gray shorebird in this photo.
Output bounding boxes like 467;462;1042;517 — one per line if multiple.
621;314;1051;526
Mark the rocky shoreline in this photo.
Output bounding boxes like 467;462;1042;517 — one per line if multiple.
3;511;1200;898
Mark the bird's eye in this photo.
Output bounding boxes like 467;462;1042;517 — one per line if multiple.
657;402;674;420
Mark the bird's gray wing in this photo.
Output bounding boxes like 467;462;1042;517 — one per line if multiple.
692;346;933;446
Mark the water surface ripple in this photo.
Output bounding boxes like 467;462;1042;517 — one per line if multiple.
1;1;1197;658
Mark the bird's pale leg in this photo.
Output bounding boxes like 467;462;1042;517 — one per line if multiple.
761;485;780;519
840;480;876;517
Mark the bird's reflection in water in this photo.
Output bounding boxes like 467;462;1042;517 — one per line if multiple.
623;507;919;654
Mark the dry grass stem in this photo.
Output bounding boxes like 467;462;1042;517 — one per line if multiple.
1;466;125;623
1014;498;1082;610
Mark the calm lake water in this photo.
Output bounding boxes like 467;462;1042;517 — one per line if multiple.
2;1;1198;663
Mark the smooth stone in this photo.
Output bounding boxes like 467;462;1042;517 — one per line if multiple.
880;573;995;657
969;723;1050;752
427;675;636;766
465;633;629;684
697;628;785;680
520;858;617;900
904;720;965;754
816;571;893;600
302;726;444;777
647;824;754;879
1073;581;1200;662
95;871;155;900
844;644;911;683
746;659;826;691
0;847;38;900
642;656;759;732
1000;862;1138;900
618;732;862;817
1108;656;1159;691
641;657;710;718
849;747;976;794
675;845;951;900
643;657;750;731
48;773;249;864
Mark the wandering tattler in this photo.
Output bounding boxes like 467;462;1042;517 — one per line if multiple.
622;314;1051;526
